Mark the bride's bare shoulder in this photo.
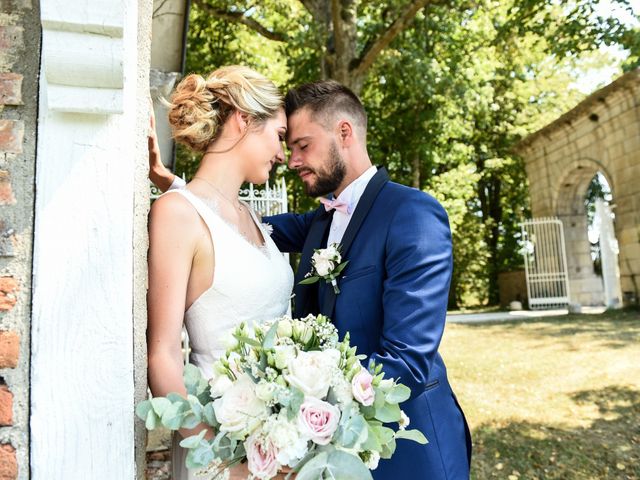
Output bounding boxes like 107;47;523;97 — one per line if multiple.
149;191;199;230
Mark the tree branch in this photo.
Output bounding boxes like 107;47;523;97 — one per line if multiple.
351;0;434;79
193;0;287;42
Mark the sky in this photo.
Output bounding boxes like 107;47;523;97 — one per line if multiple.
573;0;639;93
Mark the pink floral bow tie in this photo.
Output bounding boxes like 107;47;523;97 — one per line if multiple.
319;197;350;214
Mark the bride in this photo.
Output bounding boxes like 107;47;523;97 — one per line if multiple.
147;66;294;479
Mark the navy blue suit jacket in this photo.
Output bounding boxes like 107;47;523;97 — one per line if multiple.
266;168;471;479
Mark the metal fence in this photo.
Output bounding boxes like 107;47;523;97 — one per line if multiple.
520;217;571;309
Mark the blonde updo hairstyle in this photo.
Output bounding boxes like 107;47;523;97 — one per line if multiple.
167;66;283;153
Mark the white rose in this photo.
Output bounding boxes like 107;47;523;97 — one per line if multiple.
314;257;334;277
324;245;341;262
285;349;340;399
213;374;268;439
255;381;277;403
209;370;233;398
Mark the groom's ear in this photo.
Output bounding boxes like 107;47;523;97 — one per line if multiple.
337;120;354;146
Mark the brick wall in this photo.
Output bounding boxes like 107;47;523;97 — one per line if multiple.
0;1;40;478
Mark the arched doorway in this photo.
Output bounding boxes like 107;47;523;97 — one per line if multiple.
554;160;621;306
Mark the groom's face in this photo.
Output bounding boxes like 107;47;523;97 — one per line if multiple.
286;108;346;197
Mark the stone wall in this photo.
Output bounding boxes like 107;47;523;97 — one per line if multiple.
0;1;40;478
518;69;640;306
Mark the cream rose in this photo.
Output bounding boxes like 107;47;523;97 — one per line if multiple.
285;349;340;399
297;397;341;445
212;374;268;439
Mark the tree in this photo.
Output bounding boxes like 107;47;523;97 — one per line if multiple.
176;0;634;306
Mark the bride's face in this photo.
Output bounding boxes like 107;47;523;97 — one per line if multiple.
243;108;287;184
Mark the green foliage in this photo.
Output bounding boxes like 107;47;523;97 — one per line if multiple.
175;0;633;306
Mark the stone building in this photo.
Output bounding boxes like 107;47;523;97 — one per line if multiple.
517;68;640;307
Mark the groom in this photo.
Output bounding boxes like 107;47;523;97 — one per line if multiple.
265;81;471;479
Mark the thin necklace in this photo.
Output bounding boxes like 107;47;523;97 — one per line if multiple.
193;176;243;212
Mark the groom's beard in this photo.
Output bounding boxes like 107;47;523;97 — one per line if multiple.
304;142;346;198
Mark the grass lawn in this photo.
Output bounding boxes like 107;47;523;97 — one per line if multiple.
440;308;640;480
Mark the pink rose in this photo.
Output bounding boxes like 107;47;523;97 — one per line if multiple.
351;368;375;406
245;432;280;480
297;397;341;445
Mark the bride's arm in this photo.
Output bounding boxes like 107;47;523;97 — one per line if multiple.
147;194;211;439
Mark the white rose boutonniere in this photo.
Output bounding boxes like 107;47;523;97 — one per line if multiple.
299;242;349;294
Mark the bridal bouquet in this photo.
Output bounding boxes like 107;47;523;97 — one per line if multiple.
137;314;427;479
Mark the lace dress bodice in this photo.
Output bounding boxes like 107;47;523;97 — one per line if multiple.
162;188;294;479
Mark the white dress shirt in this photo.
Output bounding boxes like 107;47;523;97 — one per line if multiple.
326;165;377;246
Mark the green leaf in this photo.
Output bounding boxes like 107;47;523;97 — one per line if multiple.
374;402;401;423
335;408;368;449
326;449;373;480
187;395;203;418
135;400;152;420
161;401;189;430
299;276;320;285
262;320;279;349
185;441;215;469
385;384;411;404
297;447;373;480
233;334;261;347
179;429;207;449
333;260;349;276
183;364;208;396
380;437;396;459
395;428;429;444
371;425;395;446
361;422;382;451
202;403;217;426
150;397;171;416
181;413;200;429
166;392;184;403
287;387;305;421
296;451;329;480
145;410;159;430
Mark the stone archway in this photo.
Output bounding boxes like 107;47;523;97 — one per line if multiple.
517;68;640;307
552;159;612;306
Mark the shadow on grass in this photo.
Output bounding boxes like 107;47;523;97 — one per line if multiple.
471;385;640;479
461;308;640;348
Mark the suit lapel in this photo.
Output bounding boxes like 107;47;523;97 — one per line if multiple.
320;167;390;316
293;207;335;317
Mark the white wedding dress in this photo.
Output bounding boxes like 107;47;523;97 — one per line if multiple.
164;188;294;480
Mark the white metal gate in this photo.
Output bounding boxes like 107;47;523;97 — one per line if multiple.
520;217;571;309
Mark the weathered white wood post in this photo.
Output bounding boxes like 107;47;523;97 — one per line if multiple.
31;1;152;478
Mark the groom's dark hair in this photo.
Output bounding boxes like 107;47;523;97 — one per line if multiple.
285;80;367;137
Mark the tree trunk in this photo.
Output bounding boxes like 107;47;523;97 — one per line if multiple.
411;151;421;188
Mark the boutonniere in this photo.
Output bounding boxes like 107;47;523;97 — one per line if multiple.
299;243;349;294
